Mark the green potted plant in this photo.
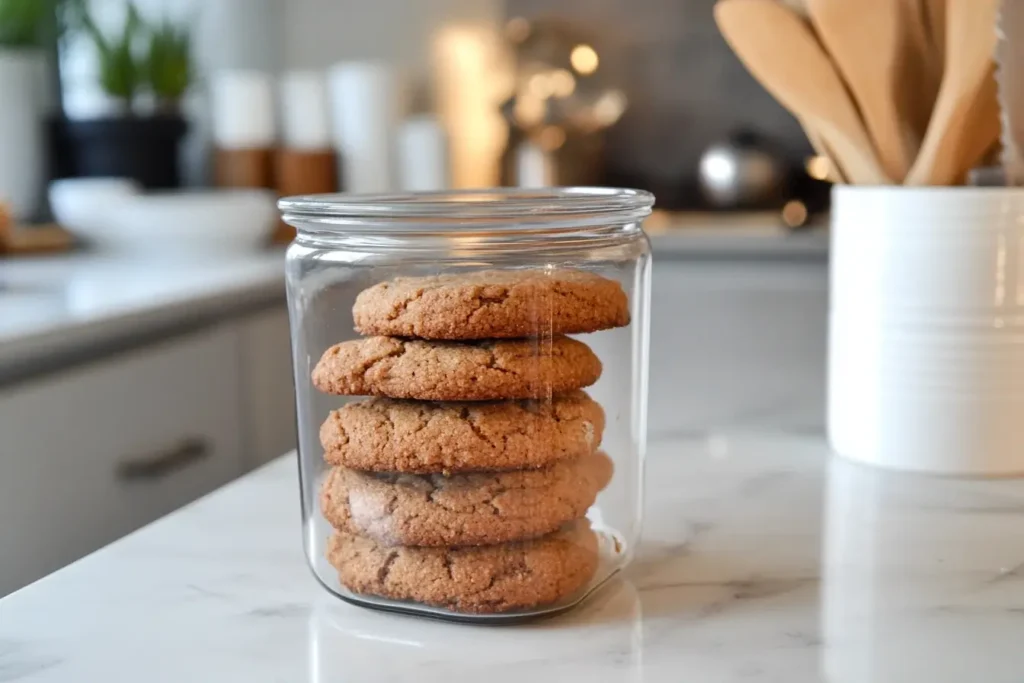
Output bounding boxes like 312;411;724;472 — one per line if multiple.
0;0;53;219
145;18;190;115
56;0;191;188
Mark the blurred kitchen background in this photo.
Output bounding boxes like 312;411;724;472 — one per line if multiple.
2;0;835;228
0;0;828;596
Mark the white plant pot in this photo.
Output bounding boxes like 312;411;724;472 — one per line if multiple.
828;186;1024;475
0;49;45;220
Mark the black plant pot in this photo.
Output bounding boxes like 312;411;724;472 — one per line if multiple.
55;115;188;189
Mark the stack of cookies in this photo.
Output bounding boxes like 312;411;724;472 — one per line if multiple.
311;269;630;614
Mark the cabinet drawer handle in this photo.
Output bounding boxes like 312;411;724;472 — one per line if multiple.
116;437;211;481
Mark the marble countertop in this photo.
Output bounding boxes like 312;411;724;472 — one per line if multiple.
0;252;285;380
2;430;1023;682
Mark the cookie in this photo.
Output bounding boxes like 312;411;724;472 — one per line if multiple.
311;336;602;401
326;522;599;613
320;450;613;547
352;269;630;340
319;390;604;473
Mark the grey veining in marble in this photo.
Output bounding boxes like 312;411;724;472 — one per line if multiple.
3;432;1024;682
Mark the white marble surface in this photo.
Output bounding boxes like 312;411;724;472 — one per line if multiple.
0;252;285;377
2;431;1024;682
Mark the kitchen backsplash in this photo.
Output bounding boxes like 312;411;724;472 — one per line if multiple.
506;0;814;207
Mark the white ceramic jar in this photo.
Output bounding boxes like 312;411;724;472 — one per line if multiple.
828;186;1024;475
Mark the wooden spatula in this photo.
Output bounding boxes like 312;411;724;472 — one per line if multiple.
807;0;911;181
906;0;999;185
715;0;888;184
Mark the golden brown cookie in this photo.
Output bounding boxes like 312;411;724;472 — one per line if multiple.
319;391;604;473
311;336;602;401
326;522;599;614
352;269;630;340
320;451;613;547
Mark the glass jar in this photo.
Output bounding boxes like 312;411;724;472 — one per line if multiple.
280;188;653;622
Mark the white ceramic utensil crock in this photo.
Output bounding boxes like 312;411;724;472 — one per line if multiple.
829;186;1024;475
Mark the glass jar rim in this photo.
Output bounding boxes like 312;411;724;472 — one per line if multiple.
278;187;654;231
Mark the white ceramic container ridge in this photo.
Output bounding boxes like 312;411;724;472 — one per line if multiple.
828;186;1024;475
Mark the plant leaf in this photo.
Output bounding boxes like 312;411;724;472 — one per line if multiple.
0;0;55;48
144;17;191;101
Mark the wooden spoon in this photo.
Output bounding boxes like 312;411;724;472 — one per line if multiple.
906;0;999;185
807;0;914;181
756;0;844;182
714;0;888;184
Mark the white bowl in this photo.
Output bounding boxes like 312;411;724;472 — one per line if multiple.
49;178;142;247
107;189;278;255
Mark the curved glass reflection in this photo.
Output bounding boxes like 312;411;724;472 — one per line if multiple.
308;578;644;682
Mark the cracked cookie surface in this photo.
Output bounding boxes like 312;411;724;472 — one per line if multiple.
353;269;630;340
311;336;602;401
320;391;604;473
326;521;599;613
320;451;613;547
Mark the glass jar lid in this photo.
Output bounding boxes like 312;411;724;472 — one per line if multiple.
279;187;654;232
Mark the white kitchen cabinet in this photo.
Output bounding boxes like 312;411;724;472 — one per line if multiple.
236;307;298;469
0;325;243;596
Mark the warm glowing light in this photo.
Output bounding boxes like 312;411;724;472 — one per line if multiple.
550;68;576;97
805;155;832;181
782;200;809;227
570;44;599;74
526;72;553;98
514;95;545;127
538;125;566;151
593;90;627;126
433;25;510;188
